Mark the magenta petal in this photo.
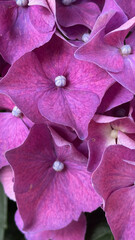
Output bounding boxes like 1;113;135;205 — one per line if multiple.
49;124;77;144
117;131;135;149
97;82;133;113
75;28;124;72
0;113;29;168
116;0;135;19
105;187;135;240
0;5;55;64
87;121;115;171
0;52;46;123
0;34;113;135
102;0;126;17
92;145;135;201
104;16;135;47
0;93;14;111
88;0;127;40
39;89;100;139
92;142;135;240
109;55;135;93
75;0;127;70
15;211;86;240
6;124;56;193
0;34;114;139
111;118;135;133
0;166;15;201
93;114;120;123
6;124;101;232
57;1;100;29
0;2;16;35
29;5;55;33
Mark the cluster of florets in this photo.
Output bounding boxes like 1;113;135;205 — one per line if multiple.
0;0;135;239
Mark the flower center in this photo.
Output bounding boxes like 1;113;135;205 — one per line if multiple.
110;129;118;139
16;0;28;7
62;0;76;6
53;160;64;172
82;33;90;43
120;44;132;55
12;106;22;118
55;75;66;87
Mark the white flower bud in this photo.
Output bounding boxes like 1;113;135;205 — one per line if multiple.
12;106;22;118
82;33;90;43
120;44;132;55
53;160;64;172
62;0;76;6
16;0;28;7
55;75;66;87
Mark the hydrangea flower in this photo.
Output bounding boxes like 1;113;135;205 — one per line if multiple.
75;1;135;93
0;34;114;139
0;0;55;64
1;0;135;238
6;124;101;232
0;166;15;201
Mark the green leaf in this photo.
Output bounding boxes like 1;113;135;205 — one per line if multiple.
0;228;4;240
0;183;7;240
90;223;114;240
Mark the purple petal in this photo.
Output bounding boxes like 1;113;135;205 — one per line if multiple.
39;89;100;139
97;82;133;113
0;113;29;168
6;124;101;232
15;211;86;240
87;120;115;171
0;4;55;63
0;166;15;201
92;145;135;201
105;187;135;240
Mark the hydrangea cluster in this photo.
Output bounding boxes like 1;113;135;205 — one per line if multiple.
0;0;135;239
